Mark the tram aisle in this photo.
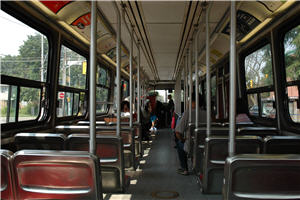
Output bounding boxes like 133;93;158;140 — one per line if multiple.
104;128;222;200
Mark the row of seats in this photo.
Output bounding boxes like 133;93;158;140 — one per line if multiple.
201;134;300;194
54;125;138;169
223;154;300;200
13;132;130;193
1;149;102;200
76;121;144;159
192;126;278;174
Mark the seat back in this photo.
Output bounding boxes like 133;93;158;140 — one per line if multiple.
264;136;300;154
55;125;136;169
238;127;277;137
185;123;195;156
13;150;101;200
1;149;14;200
14;133;66;150
193;127;229;174
66;134;127;193
203;136;263;194
223;154;300;200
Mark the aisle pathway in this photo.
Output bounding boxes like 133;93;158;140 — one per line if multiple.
104;128;222;200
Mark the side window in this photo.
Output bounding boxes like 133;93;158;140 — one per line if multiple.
245;43;276;119
122;80;129;100
0;10;48;124
57;45;87;117
211;75;217;118
245;44;273;89
284;24;300;123
58;45;86;89
96;65;110;114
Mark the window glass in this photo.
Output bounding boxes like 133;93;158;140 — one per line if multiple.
284;25;300;82
59;45;86;89
106;70;110;87
78;92;86;116
248;93;258;116
98;67;107;86
245;44;273;89
57;91;73;117
211;75;217;117
0;84;17;123
260;91;276;119
122;80;129;99
0;10;48;82
287;86;300;123
96;87;108;113
73;93;79;115
19;87;41;121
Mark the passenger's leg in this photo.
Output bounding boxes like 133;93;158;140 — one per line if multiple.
176;141;188;174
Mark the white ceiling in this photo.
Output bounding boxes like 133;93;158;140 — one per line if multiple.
141;1;186;80
96;1;286;82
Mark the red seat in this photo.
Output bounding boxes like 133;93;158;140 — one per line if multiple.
13;150;101;200
1;150;14;200
66;134;129;193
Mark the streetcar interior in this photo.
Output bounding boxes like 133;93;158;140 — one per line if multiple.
1;1;300;200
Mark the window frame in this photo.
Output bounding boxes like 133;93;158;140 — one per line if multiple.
96;64;111;115
279;19;300;126
56;41;88;120
240;37;277;122
0;4;53;133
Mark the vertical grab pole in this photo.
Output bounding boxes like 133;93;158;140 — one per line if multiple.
89;1;97;154
195;28;199;129
185;55;188;112
183;57;186;112
189;44;192;123
133;79;136;113
129;25;134;128
205;5;211;137
229;1;236;157
114;3;121;137
193;27;199;168
137;42;141;123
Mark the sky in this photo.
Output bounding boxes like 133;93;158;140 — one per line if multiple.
0;10;37;56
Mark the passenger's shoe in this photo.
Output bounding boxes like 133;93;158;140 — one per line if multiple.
177;170;188;176
177;168;184;173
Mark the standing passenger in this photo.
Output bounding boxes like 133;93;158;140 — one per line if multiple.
141;102;151;140
175;93;206;175
167;94;175;126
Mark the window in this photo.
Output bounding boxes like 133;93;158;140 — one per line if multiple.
78;92;86;116
122;80;129;99
98;67;107;86
0;85;17;123
59;45;86;89
245;44;273;89
0;11;49;82
211;75;217;118
245;43;276;119
284;24;300;123
248;93;258;116
96;87;108;113
260;92;276;119
57;45;87;118
96;65;110;114
0;10;48;125
19;87;41;121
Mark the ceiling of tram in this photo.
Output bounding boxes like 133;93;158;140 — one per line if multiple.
141;1;185;80
35;1;290;83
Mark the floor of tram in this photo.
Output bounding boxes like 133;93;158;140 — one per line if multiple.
103;128;222;200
